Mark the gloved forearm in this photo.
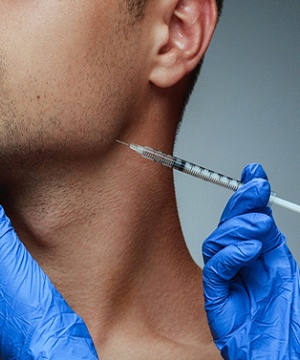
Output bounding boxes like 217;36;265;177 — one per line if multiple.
0;206;98;359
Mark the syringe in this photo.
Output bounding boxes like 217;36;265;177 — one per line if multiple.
116;140;300;214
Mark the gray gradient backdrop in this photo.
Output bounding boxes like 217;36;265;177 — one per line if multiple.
175;1;300;268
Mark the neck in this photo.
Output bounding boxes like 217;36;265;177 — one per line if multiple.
0;125;210;353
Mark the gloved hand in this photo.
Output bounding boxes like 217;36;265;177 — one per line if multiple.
0;206;99;359
202;163;300;360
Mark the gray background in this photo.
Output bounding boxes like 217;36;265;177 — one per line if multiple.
175;1;300;268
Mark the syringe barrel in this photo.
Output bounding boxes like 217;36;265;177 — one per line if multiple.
141;148;244;192
123;141;300;214
172;156;241;192
141;146;175;168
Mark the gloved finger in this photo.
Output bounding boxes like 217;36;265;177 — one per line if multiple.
219;178;271;225
203;212;274;264
202;240;262;310
0;205;54;356
239;240;292;305
219;163;271;225
0;206;44;303
241;163;268;184
0;206;98;358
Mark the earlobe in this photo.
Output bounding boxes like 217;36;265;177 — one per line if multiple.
149;0;218;88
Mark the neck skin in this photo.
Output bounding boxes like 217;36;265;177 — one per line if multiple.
0;88;216;357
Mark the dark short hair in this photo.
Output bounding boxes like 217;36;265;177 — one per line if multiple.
125;0;149;20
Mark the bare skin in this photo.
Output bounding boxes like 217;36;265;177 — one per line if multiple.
0;0;221;358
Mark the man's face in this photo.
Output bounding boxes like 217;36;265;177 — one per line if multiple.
0;1;145;169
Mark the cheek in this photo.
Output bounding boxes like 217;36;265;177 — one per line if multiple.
1;2;114;101
0;1;136;150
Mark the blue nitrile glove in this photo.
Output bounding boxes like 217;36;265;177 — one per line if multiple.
0;206;99;359
202;163;300;360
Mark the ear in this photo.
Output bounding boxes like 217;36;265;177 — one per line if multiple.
149;0;218;88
